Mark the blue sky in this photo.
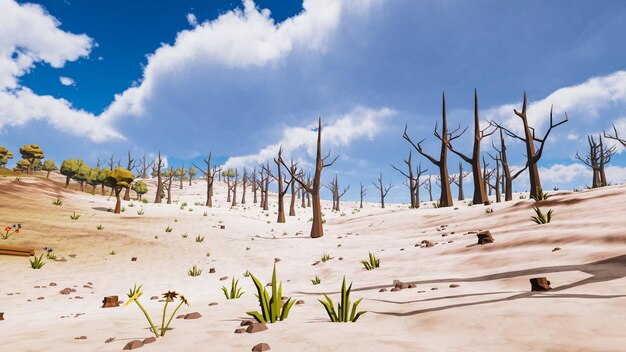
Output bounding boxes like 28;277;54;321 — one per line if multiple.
2;0;626;203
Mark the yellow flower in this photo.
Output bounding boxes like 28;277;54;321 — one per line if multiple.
124;284;143;306
162;290;179;301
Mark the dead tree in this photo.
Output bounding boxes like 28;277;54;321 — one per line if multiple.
256;166;268;209
163;168;175;204
605;124;626;148
230;169;239;207
287;160;299;216
262;162;272;211
424;174;433;202
491;92;569;198
391;150;417;207
251;167;258;204
372;173;393;208
279;118;338;238
576;135;616;188
359;182;367;209
449;162;470;201
482;157;494;197
122;151;139;200
326;174;349;212
491;128;527;201
139;154;153;179
178;165;186;190
403;93;458;207
154;151;164;204
241;168;248;204
446;90;495;205
414;164;428;207
487;153;502;203
192;152;221;207
267;148;293;223
300;185;306;208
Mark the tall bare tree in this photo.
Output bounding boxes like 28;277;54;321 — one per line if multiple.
326;174;349;212
287;160;299;216
251;167;258;204
450;162;471;201
122;151;139;201
424;174;433;202
241;168;248;204
139;153;153;179
403;94;459;207
392;150;417;207
279;118;338;238
230;169;239;207
491;92;569;198
373;173;393;208
605;124;626;148
359;182;367;209
192;152;221;207
154;151;164;204
266;148;293;223
491;128;527;201
163;168;175;204
576;135;616;188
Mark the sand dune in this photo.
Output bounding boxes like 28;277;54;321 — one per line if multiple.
0;173;625;351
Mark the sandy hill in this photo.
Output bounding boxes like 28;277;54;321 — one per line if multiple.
0;173;624;351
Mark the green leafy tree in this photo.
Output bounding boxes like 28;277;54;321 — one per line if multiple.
42;160;58;178
86;167;102;194
104;167;134;214
14;159;30;172
0;146;13;168
97;167;111;195
60;158;82;188
222;168;236;178
19;144;44;174
73;163;92;192
131;180;148;200
188;165;197;186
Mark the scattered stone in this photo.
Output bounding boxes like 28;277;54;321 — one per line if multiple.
150;296;158;300
219;276;229;281
420;240;434;248
142;337;156;344
431;287;438;290
68;254;77;258
552;247;561;252
102;296;120;308
176;314;185;319
208;302;218;306
75;296;84;299
408;284;416;288
87;282;93;285
441;233;448;237
530;277;552;291
0;312;4;320
400;248;405;251
417;290;425;293
390;287;401;292
240;320;254;326
123;340;144;350
476;230;494;245
83;285;92;289
379;288;388;292
246;323;268;334
220;225;225;230
184;312;202;319
209;268;216;273
235;327;246;334
59;288;75;295
34;285;40;288
74;336;87;340
338;257;343;261
394;282;410;290
295;300;305;305
59;258;68;262
449;284;460;288
37;296;45;300
252;343;271;351
131;257;137;261
312;261;320;266
49;282;57;286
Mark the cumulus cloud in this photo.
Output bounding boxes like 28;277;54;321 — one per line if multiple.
0;0;122;142
59;76;75;86
223;106;396;168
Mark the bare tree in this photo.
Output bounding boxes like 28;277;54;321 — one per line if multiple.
424;174;433;202
450;162;471;201
372;173;393;208
154;151;164;204
192;152;221;207
414;164;428;207
359;182;367;209
163;167;175;204
491;92;569;198
392;150;417;207
491;128;527;201
139;153;154;179
266;148;293;223
178;165;186;190
300;184;306;208
230;169;239;207
326;174;349;212
251;167;258;204
287;160;299;216
403;94;459;207
279;118;338;238
241;168;248;204
487;153;502;203
188;165;197;186
482;157;494;197
576;135;616;188
605;124;626;148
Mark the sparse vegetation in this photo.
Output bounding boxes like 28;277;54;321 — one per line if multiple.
531;206;553;224
246;263;295;323
29;253;46;269
242;269;250;277
195;235;204;243
530;189;550;202
187;264;203;277
485;207;494;214
321;253;332;262
311;276;321;285
221;278;244;299
137;209;145;215
97;224;104;230
318;277;367;323
165;226;173;233
69;212;81;220
124;284;189;338
2;224;22;240
360;252;380;271
52;198;63;206
109;250;116;255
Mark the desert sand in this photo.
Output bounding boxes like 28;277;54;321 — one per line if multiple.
0;172;625;352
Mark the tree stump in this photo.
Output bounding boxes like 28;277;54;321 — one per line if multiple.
530;277;552;291
0;312;4;320
102;295;120;308
476;230;494;245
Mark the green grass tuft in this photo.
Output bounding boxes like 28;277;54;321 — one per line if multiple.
318;277;367;322
531;206;553;224
187;264;202;277
29;254;46;269
245;263;295;323
221;278;245;299
360;252;380;271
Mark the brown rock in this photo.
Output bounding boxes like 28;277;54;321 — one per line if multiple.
131;257;137;261
240;320;254;326
295;300;305;305
74;336;87;340
338;257;343;260
49;282;57;286
68;254;77;258
102;296;120;308
123;340;144;350
408;284;416;288
449;284;460;288
176;314;185;319
394;283;410;289
476;230;494;245
150;296;158;300
246;323;268;333
0;312;4;320
431;287;438;290
37;296;45;300
552;247;561;252
220;225;225;229
379;288;388;292
142;337;156;344
83;285;92;288
184;312;202;319
219;276;229;281
390;287;401;292
59;288;73;295
252;343;271;351
235;327;247;334
530;277;552;291
208;302;218;306
421;240;434;248
209;268;216;273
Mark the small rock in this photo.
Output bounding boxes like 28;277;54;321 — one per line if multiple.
87;282;93;285
49;282;57;286
338;257;343;261
219;276;229;281
142;337;156;344
74;336;87;340
295;300;305;305
220;225;225;230
379;288;388;292
131;257;137;261
252;343;271;351
209;268;216;273
476;230;494;245
184;312;202;319
208;302;218;306
240;320;254;326
102;296;120;308
0;312;4;320
394;283;410;289
34;285;40;288
59;288;73;295
123;340;144;350
552;247;561;252
449;284;460;288
390;287;401;292
69;254;77;258
312;261;320;266
83;285;92;289
150;296;158;300
431;287;438;290
246;323;268;334
408;284;416;288
176;315;185;319
530;277;552;291
75;296;83;299
37;296;45;300
234;327;246;334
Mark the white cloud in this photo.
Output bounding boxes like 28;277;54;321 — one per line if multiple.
223;106;396;168
186;13;198;26
59;76;75;86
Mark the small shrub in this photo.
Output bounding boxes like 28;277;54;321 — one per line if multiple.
97;224;104;230
243;269;250;277
360;252;380;271
52;198;63;206
205;251;211;257
195;235;204;243
2;224;22;240
43;247;56;260
432;200;442;209
484;207;494;214
15;176;22;182
142;199;148;204
137;209;145;215
246;263;295;323
29;253;46;269
121;206;126;213
311;276;321;285
181;233;188;239
318;277;366;322
165;226;173;233
246;246;251;251
321;253;332;262
109;250;116;255
221;278;245;299
128;203;135;207
573;188;582;192
187;264;203;277
203;211;208;217
124;284;189;338
531;207;553;224
69;212;81;220
530;189;550;202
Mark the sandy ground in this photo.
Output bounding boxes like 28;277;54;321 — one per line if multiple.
0;172;625;352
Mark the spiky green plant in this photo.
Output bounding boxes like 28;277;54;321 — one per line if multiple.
531;207;553;224
52;198;63;206
530;189;551;202
97;224;104;230
187;265;202;277
137;209;145;215
181;233;188;239
195;235;204;243
432;200;442;209
222;278;245;299
318;277;367;323
484;207;494;214
165;226;173;233
321;253;332;262
109;250;116;255
69;212;81;220
311;276;321;285
242;269;251;277
246;263;295;323
29;254;46;269
128;203;135;207
360;252;380;271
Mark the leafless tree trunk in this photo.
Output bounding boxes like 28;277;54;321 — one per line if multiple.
192;153;220;207
576;135;616;188
326;174;349;212
123;150;138;201
450;162;470;201
154;151;164;204
165;169;174;204
241;168;248;204
403;93;457;207
267;150;293;223
373;173;393;208
491;92;569;198
359;182;366;209
424;175;433;202
300;185;306;208
252;167;258;204
140;154;153;179
392;150;417;207
279;118;337;238
492;128;526;201
288;160;299;216
230;169;239;207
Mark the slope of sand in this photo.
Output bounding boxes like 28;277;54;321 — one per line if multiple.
0;173;625;352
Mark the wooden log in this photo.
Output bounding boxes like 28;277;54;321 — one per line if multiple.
0;245;34;256
0;250;33;257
